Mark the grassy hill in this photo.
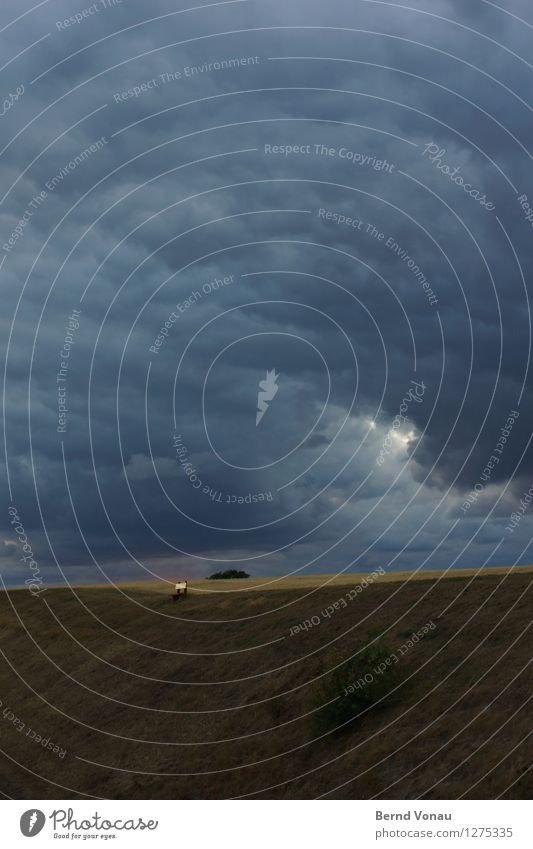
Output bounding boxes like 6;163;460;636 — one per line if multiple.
0;566;532;799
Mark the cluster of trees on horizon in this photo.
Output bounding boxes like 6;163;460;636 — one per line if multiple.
207;570;250;580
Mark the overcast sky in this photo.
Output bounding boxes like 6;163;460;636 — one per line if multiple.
2;0;533;586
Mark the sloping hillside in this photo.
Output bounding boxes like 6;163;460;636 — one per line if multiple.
0;567;531;799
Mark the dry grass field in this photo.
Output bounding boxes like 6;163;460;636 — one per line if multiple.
0;566;532;799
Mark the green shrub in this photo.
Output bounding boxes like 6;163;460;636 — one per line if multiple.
313;644;404;735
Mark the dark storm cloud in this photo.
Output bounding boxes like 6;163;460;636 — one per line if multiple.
1;0;533;585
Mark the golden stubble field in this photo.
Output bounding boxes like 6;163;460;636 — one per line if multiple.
0;566;532;799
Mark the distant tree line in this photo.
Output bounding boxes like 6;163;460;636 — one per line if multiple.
208;569;250;580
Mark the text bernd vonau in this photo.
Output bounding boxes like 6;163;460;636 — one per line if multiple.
376;810;452;820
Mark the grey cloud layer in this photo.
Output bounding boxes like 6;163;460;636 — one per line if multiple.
2;0;532;585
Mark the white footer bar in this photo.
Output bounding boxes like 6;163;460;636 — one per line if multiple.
2;799;530;848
